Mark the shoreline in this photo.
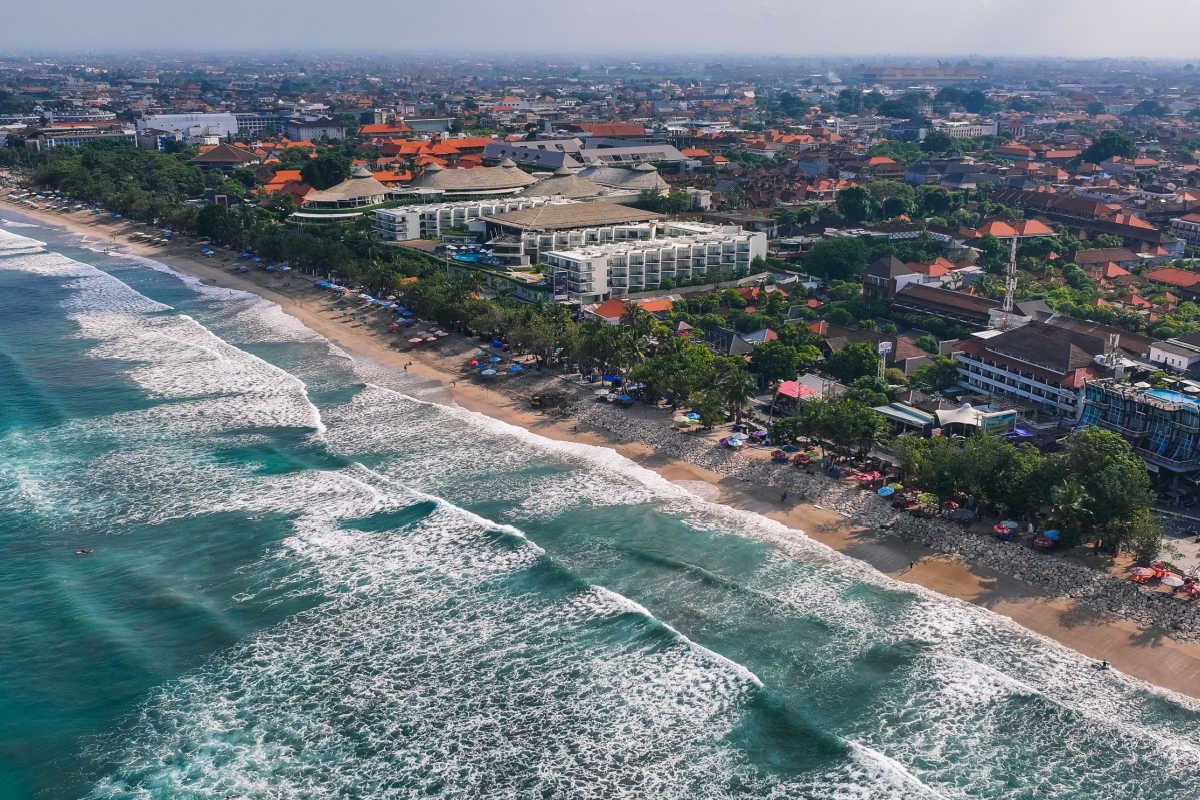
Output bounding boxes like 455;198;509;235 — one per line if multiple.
7;197;1200;699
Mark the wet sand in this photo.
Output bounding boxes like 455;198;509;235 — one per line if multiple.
7;197;1200;699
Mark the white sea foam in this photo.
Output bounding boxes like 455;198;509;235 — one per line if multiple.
10;243;1197;798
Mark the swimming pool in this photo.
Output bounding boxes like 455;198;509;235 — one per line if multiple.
1146;388;1200;406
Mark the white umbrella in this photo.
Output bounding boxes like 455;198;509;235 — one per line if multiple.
1162;576;1185;587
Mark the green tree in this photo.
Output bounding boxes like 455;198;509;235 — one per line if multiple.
1081;130;1136;164
921;130;956;154
714;357;757;423
301;153;351;190
1058;428;1155;545
836;186;875;223
749;340;801;384
825;341;879;383
804;236;870;281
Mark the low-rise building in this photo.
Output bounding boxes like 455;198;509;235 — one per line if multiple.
953;321;1104;419
137;112;239;140
479;201;666;267
28;123;136;150
1080;380;1200;475
543;226;768;302
1170;213;1200;246
373;196;552;241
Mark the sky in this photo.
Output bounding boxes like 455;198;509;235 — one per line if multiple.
6;0;1200;59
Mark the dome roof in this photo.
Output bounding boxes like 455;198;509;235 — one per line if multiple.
424;161;444;172
499;157;517;168
350;164;373;178
634;162;658;172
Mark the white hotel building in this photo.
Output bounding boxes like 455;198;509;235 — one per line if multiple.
373;197;553;241
544;224;767;302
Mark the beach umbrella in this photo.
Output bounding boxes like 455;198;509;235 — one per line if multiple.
402;311;414;317
408;337;423;344
253;256;262;262
1042;529;1060;541
1129;567;1155;577
241;252;252;258
481;369;497;376
877;486;895;497
492;340;504;348
617;394;632;402
1162;576;1185;587
1002;520;1019;530
510;364;523;372
993;523;1010;535
389;322;399;328
488;356;502;363
468;360;479;366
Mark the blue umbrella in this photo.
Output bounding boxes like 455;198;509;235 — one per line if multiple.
253;257;262;262
510;364;523;372
480;369;497;376
877;486;895;497
492;340;504;348
617;394;632;402
1042;529;1060;541
402;311;414;317
488;356;502;363
316;280;330;287
241;252;252;258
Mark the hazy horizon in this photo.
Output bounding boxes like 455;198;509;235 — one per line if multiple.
6;0;1200;60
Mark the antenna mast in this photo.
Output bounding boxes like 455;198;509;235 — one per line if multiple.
1000;234;1018;329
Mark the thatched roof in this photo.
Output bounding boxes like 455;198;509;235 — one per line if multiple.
410;160;537;193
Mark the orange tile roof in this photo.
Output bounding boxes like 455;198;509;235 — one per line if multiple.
1146;267;1200;288
270;169;303;183
637;299;674;313
590;298;630;319
976;220;1017;237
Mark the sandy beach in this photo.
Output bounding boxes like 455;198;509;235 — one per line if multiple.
7;196;1200;699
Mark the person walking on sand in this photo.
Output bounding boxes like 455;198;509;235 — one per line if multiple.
780;491;788;503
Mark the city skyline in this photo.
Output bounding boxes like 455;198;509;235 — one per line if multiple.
6;0;1200;59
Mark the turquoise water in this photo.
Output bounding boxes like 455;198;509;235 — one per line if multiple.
2;215;1200;799
1147;388;1200;406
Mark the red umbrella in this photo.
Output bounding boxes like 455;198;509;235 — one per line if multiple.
993;523;1009;535
468;360;479;366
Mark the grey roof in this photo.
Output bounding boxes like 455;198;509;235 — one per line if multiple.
483;140;583;170
864;255;914;280
410;163;537;193
190;143;260;165
483;201;663;231
577;165;669;192
985;321;1102;375
578;144;686;165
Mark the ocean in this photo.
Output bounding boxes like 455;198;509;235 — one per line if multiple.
1;214;1199;799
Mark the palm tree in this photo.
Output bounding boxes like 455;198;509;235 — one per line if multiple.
716;359;757;424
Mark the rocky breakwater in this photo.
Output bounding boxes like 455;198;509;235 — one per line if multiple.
572;401;1200;641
